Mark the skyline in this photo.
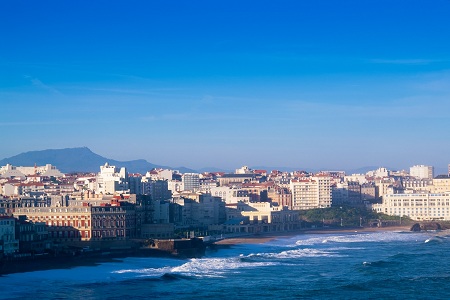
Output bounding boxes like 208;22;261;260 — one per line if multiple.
0;146;448;176
1;1;450;171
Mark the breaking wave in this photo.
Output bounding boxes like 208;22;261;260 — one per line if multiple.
112;257;279;279
295;231;427;246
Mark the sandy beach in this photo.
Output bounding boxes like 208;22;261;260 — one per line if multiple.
215;226;412;245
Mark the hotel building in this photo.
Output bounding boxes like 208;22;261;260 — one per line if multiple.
373;192;450;221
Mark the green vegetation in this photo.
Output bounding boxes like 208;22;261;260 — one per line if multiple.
298;206;413;227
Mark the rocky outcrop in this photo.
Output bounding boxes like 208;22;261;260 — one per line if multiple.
410;223;421;231
410;222;442;231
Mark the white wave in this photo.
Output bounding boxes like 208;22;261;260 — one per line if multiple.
113;257;279;278
246;248;344;259
112;266;171;275
170;257;278;278
295;231;427;246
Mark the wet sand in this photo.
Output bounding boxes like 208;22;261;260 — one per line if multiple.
215;226;412;245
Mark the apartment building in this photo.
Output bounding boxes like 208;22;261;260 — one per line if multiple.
95;163;129;195
267;187;292;209
182;173;200;192
290;176;331;210
410;165;434;180
171;192;226;227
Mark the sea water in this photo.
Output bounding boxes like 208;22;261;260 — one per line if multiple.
1;231;450;299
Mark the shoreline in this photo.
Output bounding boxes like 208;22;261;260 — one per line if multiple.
214;225;413;245
0;225;413;276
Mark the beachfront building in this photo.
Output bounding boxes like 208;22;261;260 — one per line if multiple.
14;206;92;241
91;204;136;241
15;216;50;254
13;200;137;242
372;192;450;221
224;202;300;234
0;216;19;255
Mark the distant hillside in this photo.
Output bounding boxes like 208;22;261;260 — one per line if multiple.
0;147;197;174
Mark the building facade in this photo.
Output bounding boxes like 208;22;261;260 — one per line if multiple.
95;163;129;195
290;176;332;210
373;192;450;221
182;173;200;192
0;216;19;255
410;165;434;180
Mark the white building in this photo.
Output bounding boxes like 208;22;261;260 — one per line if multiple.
0;164;26;180
366;167;390;178
373;192;450;221
146;169;174;181
290;176;332;210
0;164;63;178
344;174;368;185
410;165;434;180
235;166;252;174
168;180;183;193
210;186;251;204
95;163;129;195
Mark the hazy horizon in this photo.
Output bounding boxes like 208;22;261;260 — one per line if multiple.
2;1;450;171
1;146;448;175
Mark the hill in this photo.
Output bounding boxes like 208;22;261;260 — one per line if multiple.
0;147;197;174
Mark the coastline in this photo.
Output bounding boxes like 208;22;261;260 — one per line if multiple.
1;226;412;276
214;225;412;245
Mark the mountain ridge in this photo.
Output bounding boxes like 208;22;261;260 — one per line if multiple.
0;147;197;174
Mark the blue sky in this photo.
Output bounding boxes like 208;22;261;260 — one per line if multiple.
1;1;450;172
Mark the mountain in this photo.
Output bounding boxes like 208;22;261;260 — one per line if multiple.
0;147;197;174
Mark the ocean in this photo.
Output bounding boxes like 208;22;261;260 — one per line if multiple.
1;230;450;299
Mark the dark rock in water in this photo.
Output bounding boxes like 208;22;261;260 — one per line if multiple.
410;222;442;231
410;223;421;231
422;222;441;231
